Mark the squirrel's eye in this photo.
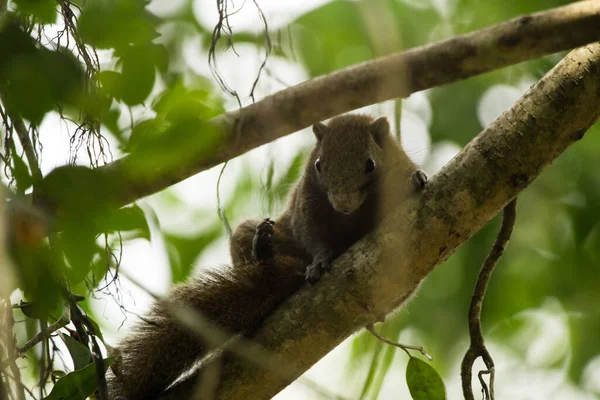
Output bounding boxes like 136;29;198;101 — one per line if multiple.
315;158;322;173
365;157;376;173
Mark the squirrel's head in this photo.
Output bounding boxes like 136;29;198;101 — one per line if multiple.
311;115;390;215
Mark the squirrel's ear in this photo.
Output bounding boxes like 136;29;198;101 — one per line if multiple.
313;122;328;141
369;117;390;145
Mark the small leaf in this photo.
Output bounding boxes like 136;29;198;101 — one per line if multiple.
406;357;447;400
52;370;66;380
13;0;57;23
100;204;151;239
58;228;98;285
119;46;156;105
78;1;160;50
583;222;600;263
19;301;44;320
359;341;383;399
59;333;93;370
166;224;221;283
43;357;113;400
150;44;169;72
98;70;123;100
12;152;33;194
85;316;105;343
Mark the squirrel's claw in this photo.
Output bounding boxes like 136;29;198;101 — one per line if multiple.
305;257;330;284
411;169;428;191
251;218;275;262
305;262;322;284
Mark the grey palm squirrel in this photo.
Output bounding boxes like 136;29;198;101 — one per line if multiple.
107;113;427;399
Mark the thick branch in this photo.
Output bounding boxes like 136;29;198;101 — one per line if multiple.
91;1;600;208
205;42;600;399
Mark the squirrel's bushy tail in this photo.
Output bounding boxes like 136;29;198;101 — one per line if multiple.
108;218;308;399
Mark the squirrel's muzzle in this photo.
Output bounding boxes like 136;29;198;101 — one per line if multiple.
327;191;363;214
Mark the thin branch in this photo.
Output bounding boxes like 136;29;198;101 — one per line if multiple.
16;309;70;355
248;0;271;103
89;1;600;210
1;100;42;182
366;324;432;360
68;300;108;400
461;200;517;400
1;301;25;400
216;161;232;237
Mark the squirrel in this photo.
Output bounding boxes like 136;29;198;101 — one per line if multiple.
107;114;427;399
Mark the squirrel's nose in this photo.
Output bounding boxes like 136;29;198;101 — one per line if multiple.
328;191;362;214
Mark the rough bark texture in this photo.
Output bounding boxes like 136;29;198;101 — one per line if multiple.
199;42;600;399
90;1;600;209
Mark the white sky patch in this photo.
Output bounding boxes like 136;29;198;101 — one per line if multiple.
192;0;332;33
477;77;535;128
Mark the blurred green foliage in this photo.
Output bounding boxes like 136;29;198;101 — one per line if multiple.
1;0;599;398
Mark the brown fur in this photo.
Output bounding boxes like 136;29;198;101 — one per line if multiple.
285;114;420;281
107;114;422;399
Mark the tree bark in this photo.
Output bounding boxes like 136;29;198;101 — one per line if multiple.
199;42;600;399
86;1;600;209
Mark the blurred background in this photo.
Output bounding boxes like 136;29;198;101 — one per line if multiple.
3;0;600;398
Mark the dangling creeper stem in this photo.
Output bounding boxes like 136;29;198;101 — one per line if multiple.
461;199;517;400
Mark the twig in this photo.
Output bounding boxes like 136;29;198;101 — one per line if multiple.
1;100;42;182
1;300;25;400
461;199;517;400
16;309;70;355
248;0;271;103
366;324;432;360
216;161;232;237
68;300;108;400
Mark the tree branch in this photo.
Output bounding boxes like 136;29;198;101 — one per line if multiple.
78;1;600;210
16;310;70;355
199;41;600;399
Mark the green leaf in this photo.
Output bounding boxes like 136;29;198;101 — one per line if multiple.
52;370;66;380
406;358;447;400
43;357;114;400
100;204;151;239
13;0;57;23
152;82;222;122
85;316;105;343
150;44;169;73
19;301;45;320
359;341;383;399
271;151;305;202
98;70;123;101
78;0;160;50
119;46;156;105
370;344;397;399
59;333;93;370
166;224;222;283
58;228;98;285
0;24;85;124
12;152;33;195
583;222;600;263
126;118;169;152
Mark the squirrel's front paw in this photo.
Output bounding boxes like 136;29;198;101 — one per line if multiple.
251;218;275;262
411;169;428;191
305;257;330;284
